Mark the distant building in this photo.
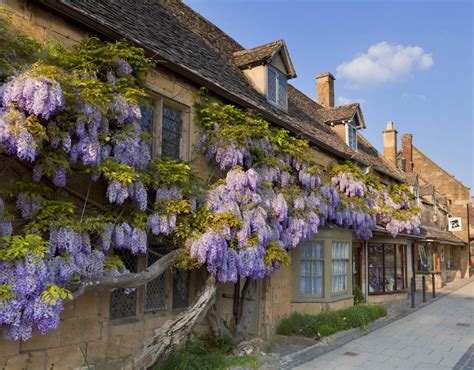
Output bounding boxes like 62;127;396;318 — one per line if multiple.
393;132;470;288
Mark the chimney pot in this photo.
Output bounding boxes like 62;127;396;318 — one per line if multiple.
316;72;335;108
383;121;398;167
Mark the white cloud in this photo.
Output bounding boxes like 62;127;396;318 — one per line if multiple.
336;42;433;88
337;96;367;105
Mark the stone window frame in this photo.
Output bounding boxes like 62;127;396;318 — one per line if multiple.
145;92;191;162
291;228;353;303
109;247;192;324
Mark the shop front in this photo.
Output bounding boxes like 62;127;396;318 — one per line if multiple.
415;227;466;289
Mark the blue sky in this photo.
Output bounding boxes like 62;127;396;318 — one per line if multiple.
183;0;473;191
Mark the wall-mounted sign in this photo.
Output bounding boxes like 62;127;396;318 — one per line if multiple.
448;217;462;232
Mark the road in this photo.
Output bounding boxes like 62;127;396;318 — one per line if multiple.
294;280;474;370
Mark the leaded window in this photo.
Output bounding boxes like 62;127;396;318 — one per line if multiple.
145;247;168;312
300;241;324;295
140;101;156;154
267;66;287;110
332;242;350;293
162;105;181;159
172;269;189;309
110;251;138;320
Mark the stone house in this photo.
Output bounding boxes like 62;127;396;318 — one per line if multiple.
469;196;474;269
396;133;470;288
0;0;462;369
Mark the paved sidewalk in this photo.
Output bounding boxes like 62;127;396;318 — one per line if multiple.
293;280;474;370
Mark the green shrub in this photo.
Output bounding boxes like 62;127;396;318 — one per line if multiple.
155;333;257;370
276;304;387;338
352;285;365;305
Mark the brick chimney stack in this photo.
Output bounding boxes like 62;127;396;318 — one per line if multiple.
401;134;414;172
383;121;398;167
316;72;335;107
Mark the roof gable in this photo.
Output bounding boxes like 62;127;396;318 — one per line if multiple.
233;39;296;78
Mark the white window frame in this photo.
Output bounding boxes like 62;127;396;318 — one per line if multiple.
266;65;288;110
346;123;358;151
299;241;324;296
331;241;350;294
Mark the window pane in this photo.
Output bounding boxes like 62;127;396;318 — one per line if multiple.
396;245;404;289
277;73;287;107
145;249;168;312
172;269;189;309
385;245;395;292
331;242;349;293
299;241;323;295
162;105;181;159
368;244;383;293
110;251;138;320
140;101;155;155
267;68;277;103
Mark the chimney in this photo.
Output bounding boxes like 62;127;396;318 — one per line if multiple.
383;121;398;167
401;134;414;172
316;72;335;107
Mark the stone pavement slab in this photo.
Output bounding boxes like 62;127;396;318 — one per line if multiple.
291;280;474;370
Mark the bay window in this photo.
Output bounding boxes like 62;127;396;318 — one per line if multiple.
332;241;350;293
292;229;352;302
300;241;324;295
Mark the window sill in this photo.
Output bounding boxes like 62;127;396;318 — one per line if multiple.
109;316;140;326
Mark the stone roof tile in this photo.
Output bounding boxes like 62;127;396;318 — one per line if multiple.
42;0;402;181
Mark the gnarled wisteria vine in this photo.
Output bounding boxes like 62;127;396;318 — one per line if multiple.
0;17;419;342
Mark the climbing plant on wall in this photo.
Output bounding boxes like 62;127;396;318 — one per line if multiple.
0;11;420;353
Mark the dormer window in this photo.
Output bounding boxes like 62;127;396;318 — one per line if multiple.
267;66;287;109
346;123;357;150
233;40;296;112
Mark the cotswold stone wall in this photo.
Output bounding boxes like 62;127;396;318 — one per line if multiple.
411;147;470;278
0;1;211;368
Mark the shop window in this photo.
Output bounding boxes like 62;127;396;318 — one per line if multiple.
448;246;460;270
368;244;407;294
300;241;324;295
332;242;350;293
417;244;433;272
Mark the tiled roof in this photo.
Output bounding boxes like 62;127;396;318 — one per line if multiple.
233;40;283;68
40;0;402;181
315;103;359;124
420;226;465;245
